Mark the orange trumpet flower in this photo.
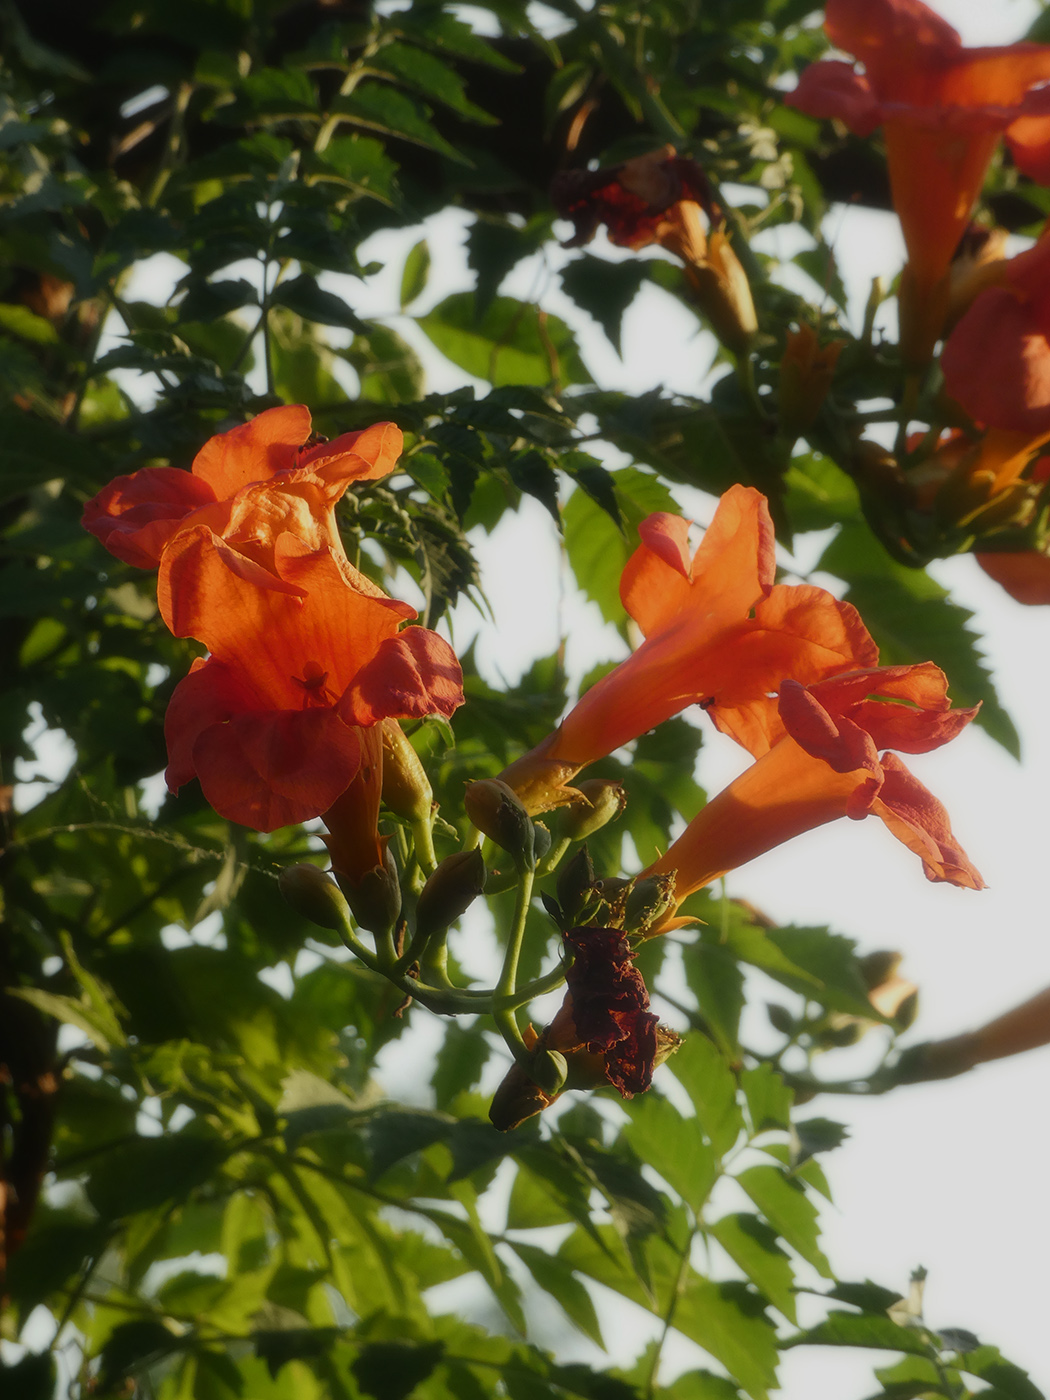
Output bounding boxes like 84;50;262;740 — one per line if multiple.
975;549;1050;605
83;404;402;570
941;236;1050;436
642;663;983;932
788;0;1050;363
500;485;876;812
159;527;462;832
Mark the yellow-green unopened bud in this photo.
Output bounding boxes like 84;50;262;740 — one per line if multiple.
464;778;536;869
623;873;677;936
653;1024;682;1069
530;1049;568;1096
279;863;351;931
416;849;487;936
559;780;627;841
337;843;402;935
381;719;433;824
556;847;598;924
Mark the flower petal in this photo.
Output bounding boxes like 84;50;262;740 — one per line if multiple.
976;550;1050;604
82;466;219;567
778;678;882;776
942;286;1050;434
342;626;465;726
298;421;404;483
191;404;311;497
190;708;362;831
619;513;695;635
708;585;878;755
620;486;774;639
788;59;881;136
869;753;984;888
164;657;265;793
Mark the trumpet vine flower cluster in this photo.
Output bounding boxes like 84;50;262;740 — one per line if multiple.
84;426;987;1128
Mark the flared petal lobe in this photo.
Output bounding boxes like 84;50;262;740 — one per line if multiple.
642;662;982;927
501;486;876;810
159;527;462;831
82;467;220;568
83;404;404;570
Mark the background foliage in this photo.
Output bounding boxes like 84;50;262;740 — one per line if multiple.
1;0;1044;1396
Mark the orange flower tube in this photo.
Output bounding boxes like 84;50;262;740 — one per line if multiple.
642;663;983;930
913;985;1050;1080
788;0;1050;363
83;404;402;570
500;486;876;811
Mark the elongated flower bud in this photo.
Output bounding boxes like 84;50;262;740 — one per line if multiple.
415;849;487;936
624;873;677;937
381;719;433;824
464;778;536;870
337;843;402;935
559;780;626;841
279;863;351;931
901;984;1050;1082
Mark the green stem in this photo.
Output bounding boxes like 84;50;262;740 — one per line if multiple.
645;1236;694;1399
535;835;571;878
313;45;381;155
145;81;193;209
492;866;536;1062
410;814;438;876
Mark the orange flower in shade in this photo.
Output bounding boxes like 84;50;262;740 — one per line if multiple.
941;236;1050;437
788;0;1050;363
641;663;983;933
159;527;462;832
975;548;1050;604
907;983;1050;1080
489;927;663;1131
778;323;846;435
500;485;877;813
552;146;757;353
83;404;402;570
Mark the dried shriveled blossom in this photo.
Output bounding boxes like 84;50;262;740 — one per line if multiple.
83;404;401;571
641;663;983;933
500;486;877;812
488;927;666;1131
788;0;1050;363
552;146;757;353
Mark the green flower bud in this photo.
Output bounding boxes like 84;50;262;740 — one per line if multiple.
279;863;351;931
559;780;627;841
381;719;433;824
623;873;677;936
653;1024;682;1069
337;843;402;935
556;847;598;925
416;849;487;937
464;779;536;870
529;1049;568;1096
